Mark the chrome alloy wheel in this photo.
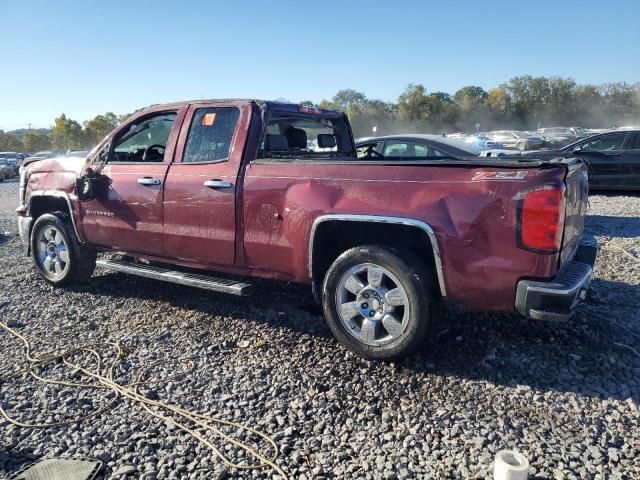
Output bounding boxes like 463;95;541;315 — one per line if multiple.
36;225;70;281
335;263;409;346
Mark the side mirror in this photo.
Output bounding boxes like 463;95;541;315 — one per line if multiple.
76;168;109;201
571;146;582;155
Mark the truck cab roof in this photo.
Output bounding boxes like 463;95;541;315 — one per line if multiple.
131;99;344;117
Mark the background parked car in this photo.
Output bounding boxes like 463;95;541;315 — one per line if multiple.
519;129;640;190
462;133;503;149
488;130;545;151
356;134;487;159
0;152;21;176
0;159;15;180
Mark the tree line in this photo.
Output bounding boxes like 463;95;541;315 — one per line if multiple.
0;112;123;153
1;75;639;152
315;76;640;137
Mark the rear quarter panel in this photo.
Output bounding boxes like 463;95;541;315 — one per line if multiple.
242;161;566;311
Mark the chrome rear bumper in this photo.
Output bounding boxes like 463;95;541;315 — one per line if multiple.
515;240;598;321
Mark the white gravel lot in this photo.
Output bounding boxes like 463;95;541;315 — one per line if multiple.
0;178;638;479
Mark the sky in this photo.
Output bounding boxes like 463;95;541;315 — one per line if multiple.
1;0;639;130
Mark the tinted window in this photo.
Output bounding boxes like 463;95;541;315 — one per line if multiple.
113;112;177;162
381;140;455;158
383;141;409;157
632;134;640;149
383;140;429;158
580;133;627;152
183;107;240;163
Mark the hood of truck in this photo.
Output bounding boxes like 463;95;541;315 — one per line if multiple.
24;154;87;173
24;154;87;195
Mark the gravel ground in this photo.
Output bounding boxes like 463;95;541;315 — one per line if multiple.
0;178;638;480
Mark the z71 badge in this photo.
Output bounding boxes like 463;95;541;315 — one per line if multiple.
472;171;528;181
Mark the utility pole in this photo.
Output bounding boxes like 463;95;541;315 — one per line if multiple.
27;123;32;131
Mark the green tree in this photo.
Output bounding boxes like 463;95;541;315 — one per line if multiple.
486;87;511;115
347;100;396;138
504;75;552;126
453;86;488;110
396;85;460;133
599;82;637;126
23;130;52;151
0;130;23;151
84;112;119;147
49;114;86;150
330;89;367;110
396;84;431;127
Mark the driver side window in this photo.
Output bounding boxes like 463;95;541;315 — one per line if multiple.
111;112;177;163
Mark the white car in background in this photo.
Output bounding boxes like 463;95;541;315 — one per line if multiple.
488;130;545;151
463;134;503;149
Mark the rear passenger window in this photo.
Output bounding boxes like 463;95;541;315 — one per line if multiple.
183;108;240;163
383;140;429;158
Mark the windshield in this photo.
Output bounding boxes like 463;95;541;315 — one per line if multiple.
258;114;354;159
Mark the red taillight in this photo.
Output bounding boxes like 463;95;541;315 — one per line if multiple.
298;104;322;114
518;186;566;252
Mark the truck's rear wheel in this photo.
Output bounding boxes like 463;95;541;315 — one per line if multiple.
30;213;96;286
322;245;436;359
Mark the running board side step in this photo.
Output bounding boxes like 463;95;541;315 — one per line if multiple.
96;258;254;296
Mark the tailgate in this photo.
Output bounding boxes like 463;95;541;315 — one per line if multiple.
560;160;589;264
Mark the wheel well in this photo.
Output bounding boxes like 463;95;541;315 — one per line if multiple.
29;196;70;220
311;220;440;294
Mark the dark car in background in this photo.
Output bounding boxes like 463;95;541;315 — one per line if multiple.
0;159;13;180
520;130;640;190
356;134;485;159
0;152;23;175
488;130;545;151
355;134;515;160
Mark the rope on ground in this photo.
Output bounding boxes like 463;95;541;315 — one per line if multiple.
0;321;288;479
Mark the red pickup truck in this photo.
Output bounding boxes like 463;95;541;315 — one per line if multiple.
16;99;597;359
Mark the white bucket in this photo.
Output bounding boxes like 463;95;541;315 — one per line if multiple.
493;450;529;480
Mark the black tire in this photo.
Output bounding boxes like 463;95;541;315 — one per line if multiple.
322;245;437;359
30;212;96;286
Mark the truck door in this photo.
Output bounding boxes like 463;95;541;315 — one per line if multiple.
626;133;640;188
163;103;250;266
80;109;184;256
579;132;630;188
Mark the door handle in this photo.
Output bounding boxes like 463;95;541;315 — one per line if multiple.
137;177;161;186
204;180;233;189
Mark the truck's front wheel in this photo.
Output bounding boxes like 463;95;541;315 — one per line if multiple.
322;245;437;359
30;213;96;286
